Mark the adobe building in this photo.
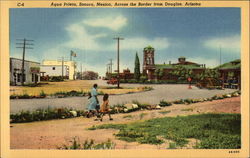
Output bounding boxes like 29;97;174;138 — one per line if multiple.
42;60;76;80
10;57;40;85
40;65;69;79
142;46;156;80
142;46;206;80
106;68;134;80
217;59;241;89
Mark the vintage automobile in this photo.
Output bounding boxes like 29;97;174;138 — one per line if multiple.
107;78;118;85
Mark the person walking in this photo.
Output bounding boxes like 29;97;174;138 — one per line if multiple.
87;84;99;118
100;94;113;121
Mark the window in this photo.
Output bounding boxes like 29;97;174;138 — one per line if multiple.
17;74;21;82
32;74;34;82
17;74;26;82
52;67;55;70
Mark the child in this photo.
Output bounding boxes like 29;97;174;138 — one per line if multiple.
100;94;113;121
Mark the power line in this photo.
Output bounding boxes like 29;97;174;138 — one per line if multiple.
16;38;34;86
113;37;124;88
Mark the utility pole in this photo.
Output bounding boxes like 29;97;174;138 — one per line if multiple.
81;63;82;80
109;59;113;74
106;63;110;73
219;45;222;66
62;57;64;77
113;37;124;88
109;63;111;74
16;38;34;86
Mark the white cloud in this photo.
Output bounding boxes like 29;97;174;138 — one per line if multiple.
203;34;240;52
63;22;170;53
64;23;107;51
83;15;127;31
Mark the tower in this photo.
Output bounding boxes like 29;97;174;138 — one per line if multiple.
143;46;156;80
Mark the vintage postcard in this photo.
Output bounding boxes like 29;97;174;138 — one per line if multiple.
0;0;249;157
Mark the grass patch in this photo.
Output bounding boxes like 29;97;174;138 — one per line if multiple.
159;110;171;115
88;113;241;149
168;142;177;149
59;137;115;150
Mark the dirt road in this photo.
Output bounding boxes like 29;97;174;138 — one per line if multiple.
10;80;236;113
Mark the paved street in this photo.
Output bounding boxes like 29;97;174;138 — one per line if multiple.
10;80;236;114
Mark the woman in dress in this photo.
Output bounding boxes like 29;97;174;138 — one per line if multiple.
87;84;99;117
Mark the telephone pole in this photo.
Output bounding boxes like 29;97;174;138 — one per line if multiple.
106;64;109;74
219;45;222;66
58;57;64;78
109;59;113;74
62;57;64;77
113;37;124;88
16;38;34;86
81;63;83;80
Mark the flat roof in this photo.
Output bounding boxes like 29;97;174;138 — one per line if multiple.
10;57;40;64
155;64;204;69
216;59;241;70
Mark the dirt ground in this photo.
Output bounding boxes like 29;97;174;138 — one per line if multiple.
10;96;240;149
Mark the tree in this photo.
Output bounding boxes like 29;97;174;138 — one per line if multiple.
169;66;193;81
154;69;160;80
159;68;165;79
196;69;220;81
82;71;99;80
134;52;140;80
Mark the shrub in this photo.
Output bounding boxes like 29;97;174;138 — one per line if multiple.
173;99;185;104
50;76;64;82
10;107;86;123
159;100;172;107
40;90;46;97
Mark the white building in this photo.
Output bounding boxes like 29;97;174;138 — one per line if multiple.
10;57;40;85
40;65;69;78
42;60;76;80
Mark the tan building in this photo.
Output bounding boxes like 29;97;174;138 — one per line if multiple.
42;60;76;80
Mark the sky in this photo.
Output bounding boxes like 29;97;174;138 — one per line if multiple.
10;8;241;76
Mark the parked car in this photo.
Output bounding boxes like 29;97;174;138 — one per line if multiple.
107;78;118;85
